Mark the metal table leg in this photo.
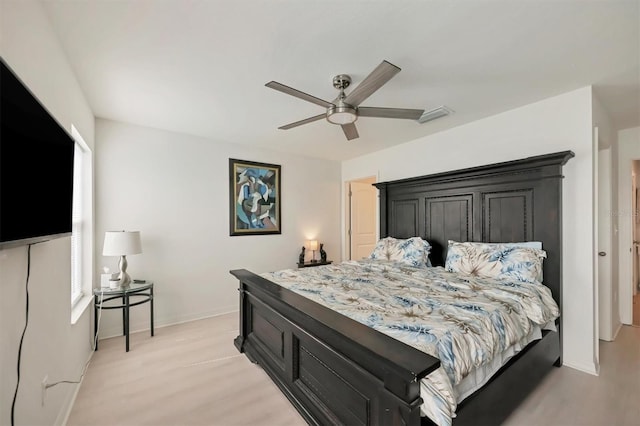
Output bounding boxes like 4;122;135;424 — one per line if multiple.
94;294;99;350
150;286;155;337
124;293;130;352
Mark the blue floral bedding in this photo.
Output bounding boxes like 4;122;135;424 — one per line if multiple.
260;259;560;426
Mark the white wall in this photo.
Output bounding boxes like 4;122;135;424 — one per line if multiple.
593;94;615;149
95;119;342;336
343;87;598;374
0;1;95;424
617;127;640;324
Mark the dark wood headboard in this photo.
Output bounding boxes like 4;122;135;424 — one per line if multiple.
373;151;574;311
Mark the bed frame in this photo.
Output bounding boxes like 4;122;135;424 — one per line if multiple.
230;150;574;425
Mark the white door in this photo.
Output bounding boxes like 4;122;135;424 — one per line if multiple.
349;180;377;260
598;148;613;341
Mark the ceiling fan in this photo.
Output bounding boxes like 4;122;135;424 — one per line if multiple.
265;60;426;141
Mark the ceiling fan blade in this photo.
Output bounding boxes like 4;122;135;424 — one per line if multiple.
266;81;333;108
341;123;359;140
278;113;326;130
358;107;424;120
344;60;401;107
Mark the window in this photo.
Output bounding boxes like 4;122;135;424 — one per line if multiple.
70;126;93;310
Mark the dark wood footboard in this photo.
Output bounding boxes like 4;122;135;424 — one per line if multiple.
230;269;560;426
230;269;441;426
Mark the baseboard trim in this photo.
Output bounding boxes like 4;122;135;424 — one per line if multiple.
563;360;599;376
97;305;237;339
58;348;95;425
612;322;623;340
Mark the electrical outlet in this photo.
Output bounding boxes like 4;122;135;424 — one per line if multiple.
41;375;48;406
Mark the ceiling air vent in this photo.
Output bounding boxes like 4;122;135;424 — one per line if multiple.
418;106;452;124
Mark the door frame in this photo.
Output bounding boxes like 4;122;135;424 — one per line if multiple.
632;166;639;301
592;128;600;368
619;160;640;324
616;130;640;325
597;147;613;341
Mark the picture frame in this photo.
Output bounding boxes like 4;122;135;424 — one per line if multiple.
229;158;281;236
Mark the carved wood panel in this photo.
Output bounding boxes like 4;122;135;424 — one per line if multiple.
424;194;473;266
483;190;533;243
249;301;286;371
389;199;419;238
295;343;369;425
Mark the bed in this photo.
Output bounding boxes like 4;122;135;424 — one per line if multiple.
230;150;574;425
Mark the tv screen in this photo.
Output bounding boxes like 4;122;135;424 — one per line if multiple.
1;58;75;249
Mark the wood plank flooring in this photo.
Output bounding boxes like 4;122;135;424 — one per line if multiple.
67;313;304;426
504;325;640;426
68;313;640;426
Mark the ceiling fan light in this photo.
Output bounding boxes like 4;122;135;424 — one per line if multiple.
326;105;357;125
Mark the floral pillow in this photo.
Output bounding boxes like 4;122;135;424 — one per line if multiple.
369;236;432;268
444;240;546;284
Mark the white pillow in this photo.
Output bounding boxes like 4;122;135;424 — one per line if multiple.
445;240;546;284
500;241;542;249
456;241;543;280
369;236;432;268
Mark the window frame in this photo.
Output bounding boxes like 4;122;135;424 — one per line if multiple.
70;125;94;322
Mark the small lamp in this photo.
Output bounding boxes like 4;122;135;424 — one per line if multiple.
103;231;142;289
308;240;319;263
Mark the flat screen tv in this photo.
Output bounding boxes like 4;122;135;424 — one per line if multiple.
1;57;75;249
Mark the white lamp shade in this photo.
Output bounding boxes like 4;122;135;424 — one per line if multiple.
103;231;142;256
308;240;318;251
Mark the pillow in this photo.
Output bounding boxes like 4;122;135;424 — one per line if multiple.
369;236;432;268
498;241;542;250
458;241;543;280
454;241;542;250
444;240;546;284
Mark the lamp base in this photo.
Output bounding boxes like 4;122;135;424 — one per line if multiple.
118;255;132;289
118;272;132;289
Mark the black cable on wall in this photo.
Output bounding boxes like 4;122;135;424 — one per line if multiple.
11;243;32;426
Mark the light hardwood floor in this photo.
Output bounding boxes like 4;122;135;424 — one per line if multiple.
67;313;304;426
68;313;640;426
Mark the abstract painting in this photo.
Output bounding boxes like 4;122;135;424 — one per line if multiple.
229;158;281;236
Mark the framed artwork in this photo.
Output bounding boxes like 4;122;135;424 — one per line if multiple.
229;158;281;236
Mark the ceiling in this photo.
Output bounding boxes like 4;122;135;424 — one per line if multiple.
41;0;639;161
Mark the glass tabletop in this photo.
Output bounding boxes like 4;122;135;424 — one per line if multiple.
94;280;153;295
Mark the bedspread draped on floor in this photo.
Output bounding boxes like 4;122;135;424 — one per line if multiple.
261;259;560;426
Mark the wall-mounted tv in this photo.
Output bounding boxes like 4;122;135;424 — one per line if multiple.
1;57;75;249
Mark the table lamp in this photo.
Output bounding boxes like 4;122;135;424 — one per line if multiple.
103;231;142;289
308;240;319;262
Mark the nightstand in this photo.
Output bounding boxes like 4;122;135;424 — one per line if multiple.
297;260;333;268
93;281;154;352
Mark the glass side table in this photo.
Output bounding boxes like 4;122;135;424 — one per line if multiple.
93;281;154;352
